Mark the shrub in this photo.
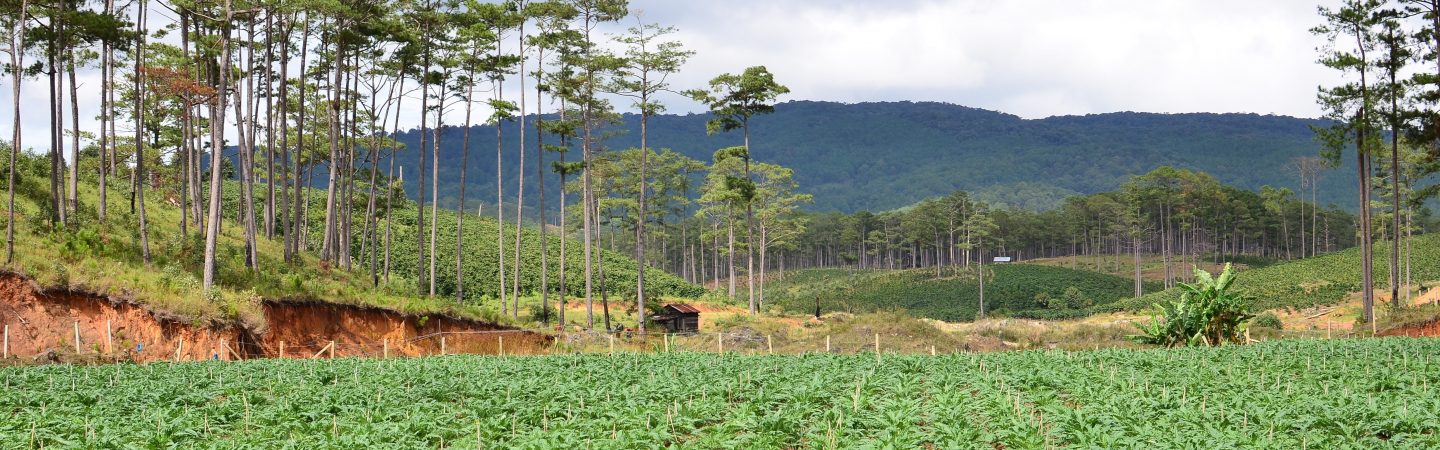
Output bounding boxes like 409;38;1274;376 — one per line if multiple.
1130;263;1253;347
526;303;557;323
1252;313;1283;330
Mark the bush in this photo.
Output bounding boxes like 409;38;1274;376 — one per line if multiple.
1252;313;1283;330
1130;264;1254;347
526;303;557;323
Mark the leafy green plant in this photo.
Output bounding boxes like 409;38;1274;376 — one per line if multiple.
1252;313;1283;330
767;265;1158;321
1105;233;1440;314
5;339;1439;448
1131;263;1254;347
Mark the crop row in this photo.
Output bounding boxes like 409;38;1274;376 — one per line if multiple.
3;338;1438;448
767;265;1158;321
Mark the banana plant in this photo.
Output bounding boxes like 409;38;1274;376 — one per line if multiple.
1131;263;1254;347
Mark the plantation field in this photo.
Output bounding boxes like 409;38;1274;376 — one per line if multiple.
7;338;1434;448
1103;233;1440;315
767;265;1161;321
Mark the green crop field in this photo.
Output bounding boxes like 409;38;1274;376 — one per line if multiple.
6;338;1436;448
1103;233;1440;315
767;265;1161;321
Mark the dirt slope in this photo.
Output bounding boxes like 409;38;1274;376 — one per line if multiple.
0;273;547;363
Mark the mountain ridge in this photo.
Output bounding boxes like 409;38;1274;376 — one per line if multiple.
372;100;1350;213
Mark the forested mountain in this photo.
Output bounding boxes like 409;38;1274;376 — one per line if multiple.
381;101;1348;213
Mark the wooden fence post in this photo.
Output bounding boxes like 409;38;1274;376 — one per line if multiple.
664;334;670;353
608;335;615;355
767;335;773;354
440;336;446;356
3;324;7;359
874;333;880;360
825;335;831;353
329;341;336;359
174;340;183;362
1327;320;1332;339
105;320;112;354
279;341;285;358
716;333;723;353
382;338;388;358
499;335;505;356
930;345;936;356
74;321;81;354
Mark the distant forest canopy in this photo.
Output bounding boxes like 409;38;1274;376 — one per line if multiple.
746;166;1365;291
372;101;1354;214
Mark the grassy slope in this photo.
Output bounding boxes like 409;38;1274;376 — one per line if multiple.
1100;233;1440;314
1;154;701;327
766;264;1160;322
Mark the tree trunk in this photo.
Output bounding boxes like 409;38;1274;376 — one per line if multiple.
496;77;507;313
635;108;649;331
7;0;25;263
512;19;526;319
534;44;549;325
457;61;476;303
1133;230;1142;297
98;0;112;224
291;15;310;262
743;123;756;314
233;18;259;271
202;0;235;288
278;15;293;263
66;45;79;221
133;3;151;264
263;11;275;239
48;20;62;227
415;33;429;294
429;72;442;298
321;33;343;263
727;211;735;299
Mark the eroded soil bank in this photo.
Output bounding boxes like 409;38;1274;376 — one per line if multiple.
1380;320;1440;337
0;274;548;363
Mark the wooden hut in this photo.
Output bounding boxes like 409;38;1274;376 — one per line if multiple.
651;304;701;333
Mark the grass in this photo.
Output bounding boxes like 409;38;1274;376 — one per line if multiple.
0;152;702;328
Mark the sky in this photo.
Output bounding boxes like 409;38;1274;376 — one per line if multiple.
3;0;1344;154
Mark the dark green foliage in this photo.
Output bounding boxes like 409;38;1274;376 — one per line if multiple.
1131;264;1253;347
227;183;706;302
8;339;1440;448
767;264;1161;322
1253;313;1283;330
378;101;1355;213
1102;233;1440;314
376;205;704;301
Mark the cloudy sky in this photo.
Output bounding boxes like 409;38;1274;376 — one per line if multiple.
634;0;1338;119
4;0;1343;150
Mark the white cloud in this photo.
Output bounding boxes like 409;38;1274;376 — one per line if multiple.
2;0;1347;159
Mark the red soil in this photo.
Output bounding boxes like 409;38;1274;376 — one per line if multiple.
0;273;548;363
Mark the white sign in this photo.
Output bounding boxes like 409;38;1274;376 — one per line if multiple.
992;256;1012;263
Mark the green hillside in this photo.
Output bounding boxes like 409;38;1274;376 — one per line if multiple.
767;264;1162;321
1;152;700;325
1100;233;1440;314
386;101;1350;213
363;200;705;302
